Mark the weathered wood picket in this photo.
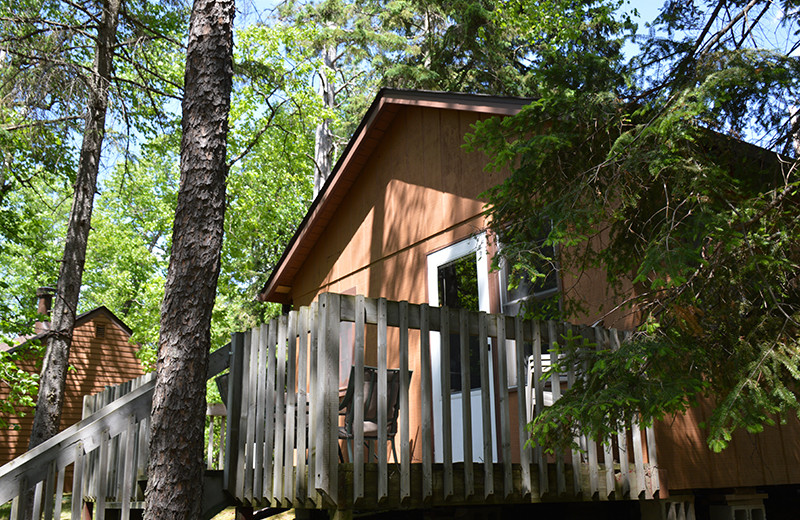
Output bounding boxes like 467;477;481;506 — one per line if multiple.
224;293;661;513
78;374;228;512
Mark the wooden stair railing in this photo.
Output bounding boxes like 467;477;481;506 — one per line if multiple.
0;343;231;520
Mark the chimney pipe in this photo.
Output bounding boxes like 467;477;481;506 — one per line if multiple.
35;286;55;334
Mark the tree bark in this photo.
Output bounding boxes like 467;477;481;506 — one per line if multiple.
143;0;233;518
28;0;121;450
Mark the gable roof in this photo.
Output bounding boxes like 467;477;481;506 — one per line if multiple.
2;306;133;353
259;89;533;304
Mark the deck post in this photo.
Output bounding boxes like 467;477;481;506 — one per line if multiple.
610;329;631;498
296;306;310;502
225;331;246;494
284;310;299;503
353;295;366;502
316;293;340;506
566;325;583;497
41;460;56;520
439;307;454;499
595;327;616;500
72;443;85;520
96;430;109;520
376;297;388;502
273;315;289;502
547;321;566;496
308;301;320;506
121;415;136;520
399;300;411;501
265;319;278;501
244;327;258;503
420;303;433;501
646;424;660;496
459;308;474;498
514;315;532;498
532;321;548;496
252;324;265;504
478;312;493;498
496;315;513;498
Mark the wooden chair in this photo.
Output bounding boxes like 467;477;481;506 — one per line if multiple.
525;352;570;421
338;365;411;463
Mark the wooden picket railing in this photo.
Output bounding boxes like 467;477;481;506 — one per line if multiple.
0;344;231;520
79;373;228;511
224;292;661;512
1;291;661;518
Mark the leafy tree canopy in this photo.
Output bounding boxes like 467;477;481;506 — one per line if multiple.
467;0;800;451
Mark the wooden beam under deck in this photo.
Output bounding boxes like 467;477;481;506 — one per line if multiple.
239;462;660;513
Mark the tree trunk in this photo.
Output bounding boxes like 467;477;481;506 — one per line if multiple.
28;0;121;450
313;42;336;198
143;0;234;518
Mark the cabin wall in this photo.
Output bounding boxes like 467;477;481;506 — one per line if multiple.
0;315;143;467
290;107;498;307
654;396;800;491
289;105;629;327
285;105;630;465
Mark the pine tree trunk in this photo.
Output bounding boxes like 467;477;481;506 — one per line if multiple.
28;0;121;451
143;0;233;518
313;43;336;198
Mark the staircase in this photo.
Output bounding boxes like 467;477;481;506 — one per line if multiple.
0;344;233;520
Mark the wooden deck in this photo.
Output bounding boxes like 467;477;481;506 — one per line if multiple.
0;292;661;519
224;293;661;513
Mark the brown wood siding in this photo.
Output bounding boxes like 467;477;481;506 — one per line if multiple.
290;106;499;307
0;315;143;467
654;396;800;491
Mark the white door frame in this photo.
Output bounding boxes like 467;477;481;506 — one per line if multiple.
427;232;498;463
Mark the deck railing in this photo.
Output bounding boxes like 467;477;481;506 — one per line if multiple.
225;292;661;511
0;291;661;518
78;372;228;509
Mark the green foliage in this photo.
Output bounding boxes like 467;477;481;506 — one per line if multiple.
81;134;180;367
0;0;189;391
78;22;320;367
0;342;43;429
468;0;800;451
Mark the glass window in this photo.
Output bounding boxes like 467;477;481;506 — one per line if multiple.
499;219;559;319
437;253;482;393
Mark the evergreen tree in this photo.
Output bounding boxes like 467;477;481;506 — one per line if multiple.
144;0;234;517
467;0;800;451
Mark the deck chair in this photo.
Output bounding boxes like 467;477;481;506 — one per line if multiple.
525;352;564;421
338;365;411;463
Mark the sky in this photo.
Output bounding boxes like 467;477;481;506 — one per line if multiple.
239;0;664;26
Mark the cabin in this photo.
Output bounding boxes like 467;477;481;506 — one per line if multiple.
0;290;144;469
255;89;800;519
2;89;799;520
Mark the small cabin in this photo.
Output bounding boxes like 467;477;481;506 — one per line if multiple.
0;301;144;469
3;90;799;520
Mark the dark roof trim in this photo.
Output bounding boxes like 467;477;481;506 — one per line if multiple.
258;89;532;304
